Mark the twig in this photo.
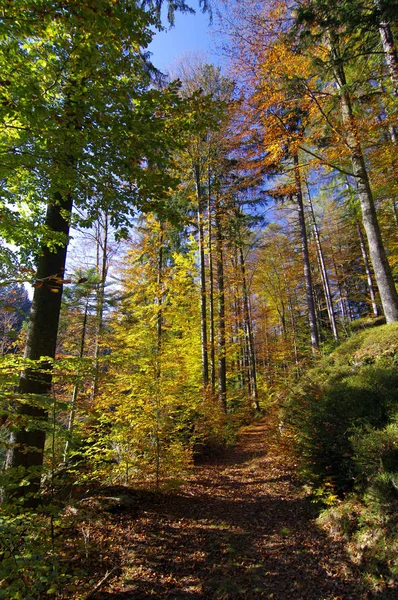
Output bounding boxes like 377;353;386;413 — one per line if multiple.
84;566;122;600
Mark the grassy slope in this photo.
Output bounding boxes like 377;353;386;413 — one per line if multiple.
283;323;398;590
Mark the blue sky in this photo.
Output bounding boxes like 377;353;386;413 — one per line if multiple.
148;0;220;73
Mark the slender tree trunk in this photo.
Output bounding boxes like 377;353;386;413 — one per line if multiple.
4;193;72;502
92;211;109;400
287;295;300;374
215;193;227;411
356;221;380;317
280;262;300;374
154;225;163;491
235;298;245;391
232;247;246;392
392;199;398;228
293;152;319;352
207;171;216;393
194;163;209;389
156;226;164;378
239;246;259;410
64;301;88;462
331;40;398;322
328;232;351;324
306;184;339;341
263;308;272;383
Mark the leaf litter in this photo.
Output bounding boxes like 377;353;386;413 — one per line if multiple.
62;411;396;599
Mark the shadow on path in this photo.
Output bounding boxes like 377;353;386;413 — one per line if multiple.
93;419;391;600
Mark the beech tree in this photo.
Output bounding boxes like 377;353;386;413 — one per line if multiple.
1;0;191;502
173;61;235;406
221;0;398;330
292;0;398;322
96;216;203;487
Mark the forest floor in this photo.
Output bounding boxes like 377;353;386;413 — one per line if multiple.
73;411;395;600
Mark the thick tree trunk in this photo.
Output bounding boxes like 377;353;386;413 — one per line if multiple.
293;152;319;352
375;1;398;143
331;45;398;322
375;0;398;96
4;193;72;502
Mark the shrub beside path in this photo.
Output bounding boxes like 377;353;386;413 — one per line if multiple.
89;412;391;599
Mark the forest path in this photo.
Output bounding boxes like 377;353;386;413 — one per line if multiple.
94;411;369;600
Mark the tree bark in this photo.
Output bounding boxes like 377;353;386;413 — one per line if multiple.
195;163;209;389
215;193;227;411
331;42;398;322
64;300;88;462
293;152;319;352
239;246;259;410
375;0;398;96
207;170;216;393
4;193;72;503
92;210;109;400
306;183;339;341
356;221;380;317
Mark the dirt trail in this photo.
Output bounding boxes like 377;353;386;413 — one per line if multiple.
94;414;376;599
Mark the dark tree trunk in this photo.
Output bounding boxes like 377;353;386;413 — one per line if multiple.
4;193;72;503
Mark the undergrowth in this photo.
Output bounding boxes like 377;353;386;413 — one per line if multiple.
283;322;398;588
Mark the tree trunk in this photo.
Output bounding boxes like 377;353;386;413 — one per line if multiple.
331;43;398;322
239;246;259;410
207;171;216;393
375;0;398;96
194;163;209;389
232;247;246;392
4;193;72;503
92;210;109;400
154;225;163;491
356;221;380;317
293;152;319;352
328;232;351;324
306;183;339;341
64;300;88;462
215;193;227;411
